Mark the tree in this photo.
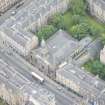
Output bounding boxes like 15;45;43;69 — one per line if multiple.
89;26;101;38
70;23;90;40
0;98;7;105
37;25;57;40
71;15;84;25
71;0;87;15
84;59;105;80
49;14;65;30
101;33;105;45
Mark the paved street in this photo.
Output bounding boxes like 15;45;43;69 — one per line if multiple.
0;49;83;105
0;0;30;25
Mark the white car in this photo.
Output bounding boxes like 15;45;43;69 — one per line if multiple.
57;86;62;91
11;11;16;15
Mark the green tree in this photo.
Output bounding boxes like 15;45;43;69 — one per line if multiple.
70;23;90;40
71;0;87;15
49;14;65;30
37;25;57;40
71;15;84;25
0;98;7;105
84;59;105;80
101;33;105;45
89;26;100;37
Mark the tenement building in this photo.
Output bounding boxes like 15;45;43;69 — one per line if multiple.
0;0;21;13
87;0;105;22
30;29;102;79
56;63;105;105
0;24;39;56
0;0;70;56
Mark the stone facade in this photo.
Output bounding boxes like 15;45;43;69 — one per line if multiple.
0;0;21;13
56;63;105;105
87;0;105;22
0;29;38;56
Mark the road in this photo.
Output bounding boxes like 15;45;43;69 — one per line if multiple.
0;50;84;105
0;0;31;25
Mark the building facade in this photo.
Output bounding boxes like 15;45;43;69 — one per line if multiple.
0;0;21;13
56;63;105;105
0;26;39;56
87;0;105;23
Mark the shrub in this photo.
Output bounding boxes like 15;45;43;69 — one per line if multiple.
37;25;57;40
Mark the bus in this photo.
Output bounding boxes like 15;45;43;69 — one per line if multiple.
31;72;44;83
